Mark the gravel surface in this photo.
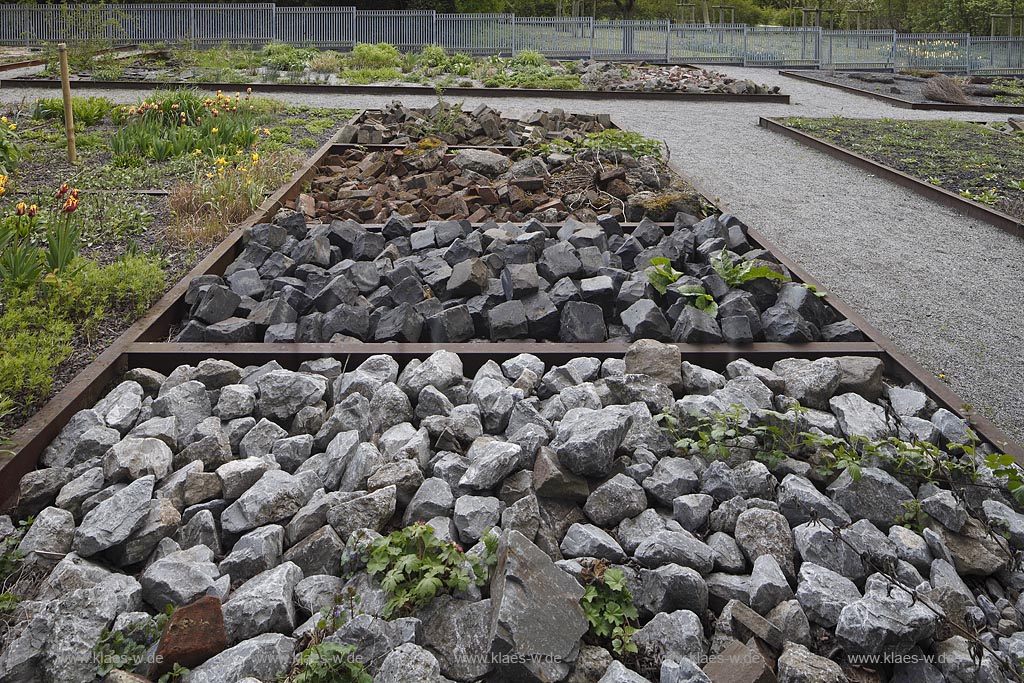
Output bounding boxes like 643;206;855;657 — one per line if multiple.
4;68;1021;443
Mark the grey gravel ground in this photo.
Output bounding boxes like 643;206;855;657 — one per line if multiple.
3;68;1021;443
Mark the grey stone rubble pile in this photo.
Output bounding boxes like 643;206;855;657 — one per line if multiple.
579;62;781;95
338;101;613;147
3;341;1022;683
176;208;860;345
302;137;687;224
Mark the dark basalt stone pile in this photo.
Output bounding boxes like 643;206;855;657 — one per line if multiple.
176;209;861;345
339;102;613;147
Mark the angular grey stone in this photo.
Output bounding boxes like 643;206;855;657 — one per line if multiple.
771;358;842;410
56;467;106;519
42;409;105;468
620;299;671;341
398;351;463;399
836;575;937;656
153;380;212;443
793;520;867;581
460;439;522;490
584;474;647;527
560;301;608;342
454;495;501;545
982;499;1024;550
598;661;652;683
214;384;257;420
634;529;715;574
672;305;722;343
636;563;708;617
778;474;851;527
256;369;327;422
404;478;455;526
219;524;284;584
221;470;315;535
827;466;914;529
795;562;861;628
632;609;707;672
17;506;75;567
829;392;892;441
734;508;795;580
672;493;714;533
551;407;632;478
183;632;295;683
141;545;222;610
223;561;303;643
489;530;587;682
835;356;884;400
421;596;494;682
107;497;181;566
921;489;967;532
74;476;155;557
560;523;626;562
642;457;700;506
749;554;794;615
327;485;397;539
217;456;278;500
777;642;847;683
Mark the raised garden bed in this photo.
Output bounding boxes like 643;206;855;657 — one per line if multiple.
303;141;696;224
1;344;1023;683
5;43;789;102
760;116;1024;237
780;69;1024;113
340;102;614;148
174;210;862;347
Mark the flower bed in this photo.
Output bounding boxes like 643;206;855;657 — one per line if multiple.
174;208;860;346
1;344;1021;682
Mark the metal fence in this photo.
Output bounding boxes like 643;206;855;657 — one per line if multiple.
0;5;1022;74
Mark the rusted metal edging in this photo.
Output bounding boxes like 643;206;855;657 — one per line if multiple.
778;69;1024;114
758;117;1024;239
0;76;791;104
0;44;140;73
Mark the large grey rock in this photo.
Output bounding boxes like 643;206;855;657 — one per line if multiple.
635;563;708;617
642;457;699;506
632;609;706;671
153;380;212;442
734;508;795;580
836;575;937;656
221;470;314;534
421;596;494;681
749;554;794;615
73;475;155;557
399;350;463;398
982;499;1024;549
16;467;73;518
778;474;851;527
771;358;841;410
827;466;914;529
460;439;522;490
925;516;1010;576
404;478;455;526
183;633;295;683
489;530;587;682
793;520;866;581
256;369;327;421
283;523;345;578
829;392;892;441
634;529;715;574
584;474;647;527
41;409;105;468
795;562;860;628
453;148;510;176
777;642;848;683
551;407;632;477
141;545;223;610
376;643;445;683
222;561;303;643
107;497;181;566
219;524;284;584
327;614;421;674
454;495;501;545
327;485;397;538
598;661;652;683
560;523;626;562
17;506;75;567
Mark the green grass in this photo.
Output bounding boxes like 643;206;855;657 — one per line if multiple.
783;116;1024;219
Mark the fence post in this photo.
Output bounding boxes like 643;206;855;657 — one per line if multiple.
966;33;972;75
742;25;748;67
589;17;595;60
892;32;897;73
665;19;670;63
271;4;277;43
510;13;516;56
189;4;196;44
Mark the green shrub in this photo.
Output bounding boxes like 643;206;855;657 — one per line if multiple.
0;118;22;175
285;643;371;683
511;49;547;67
261;42;315;71
580;562;638;657
348;42;402;70
308;50;345;73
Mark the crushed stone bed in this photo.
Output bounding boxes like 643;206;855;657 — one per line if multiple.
1;343;1022;682
175;210;859;346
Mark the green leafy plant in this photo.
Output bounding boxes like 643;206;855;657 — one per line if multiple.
673;283;719;319
348;42;402;70
0;119;22;175
644;256;683;295
32;96;112;127
284;642;371;683
157;663;190;683
710;249;791;287
94;606;174;677
896;499;925;532
0;516;32;583
365;522;488;618
580;561;638;657
579;130;663;160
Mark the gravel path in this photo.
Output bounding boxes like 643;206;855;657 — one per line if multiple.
4;69;1021;443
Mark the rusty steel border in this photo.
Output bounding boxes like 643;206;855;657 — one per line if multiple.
0;76;791;104
759;116;1024;239
3;111;1022;507
0;44;140;73
778;69;1024;114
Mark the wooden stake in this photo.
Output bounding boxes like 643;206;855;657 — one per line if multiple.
58;42;75;163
